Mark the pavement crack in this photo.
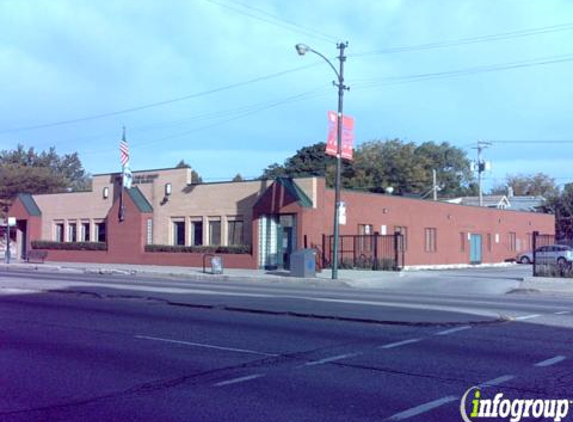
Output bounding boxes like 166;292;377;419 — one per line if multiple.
44;288;510;327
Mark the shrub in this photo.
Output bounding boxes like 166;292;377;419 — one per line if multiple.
145;244;251;255
32;241;107;251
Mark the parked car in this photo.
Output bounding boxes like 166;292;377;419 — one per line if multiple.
516;244;573;265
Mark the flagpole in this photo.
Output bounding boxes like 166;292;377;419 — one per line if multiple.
118;175;125;222
118;126;127;222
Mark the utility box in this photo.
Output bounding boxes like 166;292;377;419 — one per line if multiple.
290;249;316;278
203;253;224;274
210;255;223;274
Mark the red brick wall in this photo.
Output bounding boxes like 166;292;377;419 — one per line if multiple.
304;183;554;265
38;249;257;269
8;197;42;256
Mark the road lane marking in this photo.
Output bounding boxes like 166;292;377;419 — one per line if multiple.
214;374;265;387
555;311;571;315
386;395;458;421
135;335;278;357
535;355;566;367
435;326;471;336
514;314;541;321
478;375;515;387
379;338;421;349
304;352;362;367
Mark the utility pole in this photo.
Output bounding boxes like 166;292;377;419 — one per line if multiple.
432;169;438;201
4;216;10;264
295;41;349;280
473;141;492;206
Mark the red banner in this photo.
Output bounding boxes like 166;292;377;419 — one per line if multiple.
326;111;354;160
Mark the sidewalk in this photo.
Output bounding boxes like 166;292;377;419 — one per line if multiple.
0;259;401;287
0;260;507;325
2;259;573;297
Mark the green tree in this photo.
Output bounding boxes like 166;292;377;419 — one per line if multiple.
490;173;559;198
232;173;244;182
0;145;91;214
546;183;573;239
175;160;203;183
262;143;333;179
345;139;475;196
261;142;351;187
260;139;475;196
347;139;428;194
415;141;475;197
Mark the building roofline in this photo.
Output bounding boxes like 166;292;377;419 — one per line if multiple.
93;166;184;176
331;186;551;216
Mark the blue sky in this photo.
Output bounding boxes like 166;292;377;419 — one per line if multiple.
1;0;572;190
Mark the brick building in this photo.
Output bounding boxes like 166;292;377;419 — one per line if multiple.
8;167;554;269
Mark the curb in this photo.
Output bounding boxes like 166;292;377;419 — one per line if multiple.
518;276;573;295
0;262;353;288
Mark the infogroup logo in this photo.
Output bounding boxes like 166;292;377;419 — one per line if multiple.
460;386;571;422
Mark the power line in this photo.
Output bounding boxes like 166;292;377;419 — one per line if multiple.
351;53;573;88
80;88;329;154
0;62;322;135
491;140;573;144
351;21;573;57
203;0;336;43
222;1;338;42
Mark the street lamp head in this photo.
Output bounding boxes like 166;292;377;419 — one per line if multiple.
295;43;311;56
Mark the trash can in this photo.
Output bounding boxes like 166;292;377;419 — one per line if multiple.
290;249;316;278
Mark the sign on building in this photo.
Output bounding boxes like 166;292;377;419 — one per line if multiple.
339;202;347;225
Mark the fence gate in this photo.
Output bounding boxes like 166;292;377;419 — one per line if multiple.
321;232;404;271
532;231;573;278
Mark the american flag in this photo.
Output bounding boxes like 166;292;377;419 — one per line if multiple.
120;135;129;167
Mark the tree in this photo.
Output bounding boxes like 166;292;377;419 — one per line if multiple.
175;160;203;183
0;145;91;191
490;173;559;198
261;143;335;180
415;141;475;197
0;145;91;214
342;139;474;196
546;183;573;239
232;173;244;182
260;139;475;196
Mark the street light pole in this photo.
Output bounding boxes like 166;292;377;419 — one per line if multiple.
295;42;349;280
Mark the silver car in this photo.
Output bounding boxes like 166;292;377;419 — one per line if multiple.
516;244;573;265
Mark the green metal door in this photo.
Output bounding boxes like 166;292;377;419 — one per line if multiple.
470;234;482;264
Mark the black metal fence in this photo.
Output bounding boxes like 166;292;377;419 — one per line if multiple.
321;232;405;271
532;231;573;278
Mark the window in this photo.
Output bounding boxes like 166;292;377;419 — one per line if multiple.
146;219;153;245
80;222;90;242
394;226;408;251
173;221;185;246
209;219;221;246
508;232;517;252
68;223;77;242
487;233;492;252
55;223;64;242
227;219;244;246
358;224;373;235
191;220;203;246
460;232;466;253
95;222;106;242
358;224;374;252
425;228;437;253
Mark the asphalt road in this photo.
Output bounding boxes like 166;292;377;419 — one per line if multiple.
1;270;572;422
